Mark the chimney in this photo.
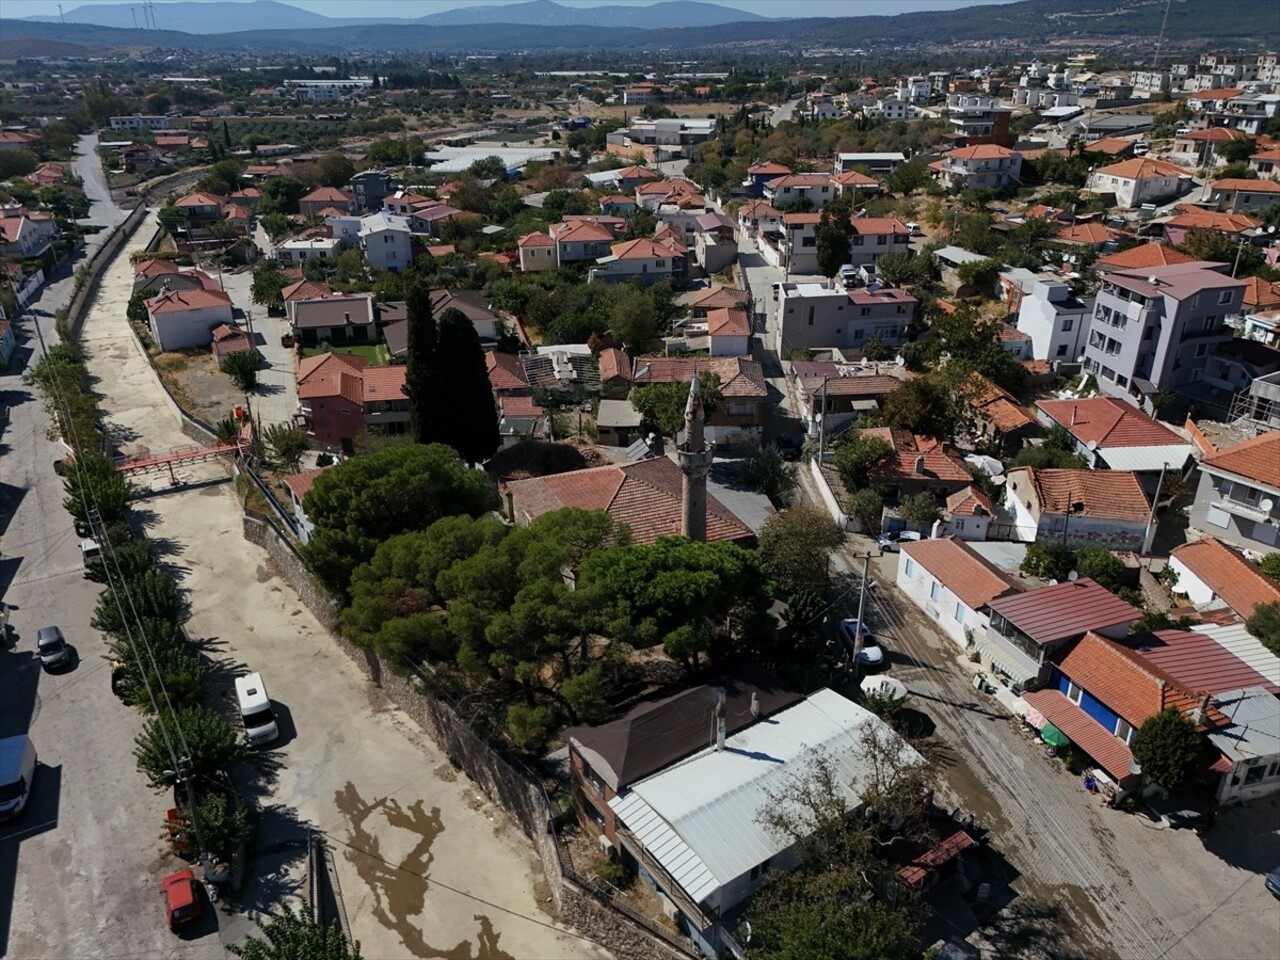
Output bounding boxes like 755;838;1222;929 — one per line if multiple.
750;692;760;719
505;490;514;521
344;311;351;322
713;688;727;752
1071;405;1077;427
914;454;926;475
1193;691;1211;726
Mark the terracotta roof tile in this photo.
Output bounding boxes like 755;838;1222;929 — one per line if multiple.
946;485;997;518
1009;466;1150;522
630;356;766;398
1056;222;1126;244
360;366;407;404
485;351;528;392
1054;631;1226;729
1211;178;1280;194
690;286;746;310
1094;157;1185;180
1170;537;1280;619
1037;397;1186;449
145;288;232;313
707;308;751;337
850;217;909;236
1096;243;1196;270
301;186;353;203
282;466;327;502
863;428;972;484
900;537;1019;609
506;458;753;545
946;144;1017;160
133;258;180;278
1239;276;1280;311
1201;431;1280;488
499;395;543;418
1165;210;1261;233
1082;137;1136;156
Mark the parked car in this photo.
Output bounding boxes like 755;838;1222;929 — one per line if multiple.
161;869;202;930
858;636;887;670
775;434;801;461
1132;142;1150;156
837;618;886;669
905;221;923;236
36;626;70;670
0;735;37;821
876;531;922;552
1266;865;1280;900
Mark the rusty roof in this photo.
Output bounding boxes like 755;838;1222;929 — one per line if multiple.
988;578;1140;646
1170;537;1280;620
863;428;972;484
1200;431;1280;489
505;457;754;546
900;537;1020;610
631;356;766;398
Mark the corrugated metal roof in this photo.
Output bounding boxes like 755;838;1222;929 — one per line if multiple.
1207;687;1280;762
1095;444;1196;472
987;578;1141;646
1192;623;1280;686
1023;689;1136;781
609;690;919;906
1128;630;1278;696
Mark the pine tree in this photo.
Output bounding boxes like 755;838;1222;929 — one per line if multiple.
404;276;438;445
430;309;500;465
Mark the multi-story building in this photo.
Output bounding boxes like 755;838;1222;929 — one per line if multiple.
1190;432;1280;553
775;281;915;354
1083;262;1247;409
763;173;836;211
937;145;1022;191
109;114;173;131
834;152;905;175
945;94;1015;148
1015;280;1094;363
348;170;393;212
358;212;413;273
846;217;912;268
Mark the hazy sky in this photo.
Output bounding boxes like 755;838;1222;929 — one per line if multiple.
5;0;1014;21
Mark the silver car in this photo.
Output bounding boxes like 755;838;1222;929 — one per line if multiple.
37;626;70;669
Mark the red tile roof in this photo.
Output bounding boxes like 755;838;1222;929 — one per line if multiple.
748;161;792;175
133;258;180;278
360;365;407;404
987;578;1141;646
301;186;353;203
782;212;822;225
609;238;676;260
145;288;232;314
598;347;631;382
946;144;1017;160
1240;276;1280;311
1187;87;1245;100
1023;688;1137;781
518;231;555;248
506;458;754;545
631;356;766;398
963;374;1035;433
769;174;833;189
862;428;972;484
1008;466;1150;523
552;220;615;243
499;395;543;418
1037;396;1186;449
485;351;528;392
1096;243;1196;270
1165;210;1261;234
1200;431;1280;488
850;217;909;237
1082;137;1136;156
1094;157;1185;180
1170;537;1280;620
901;537;1020;609
1211;178;1280;194
1054;631;1227;729
175;191;226;207
946;485;997;518
1127;629;1278;696
707;308;751;337
296;352;365;403
282;466;327;502
832;170;881;188
690;286;747;310
281;279;334;302
1180;127;1251;143
1055;222;1125;244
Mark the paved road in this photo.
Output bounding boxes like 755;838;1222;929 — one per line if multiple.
0;138;223;960
794;459;1280;959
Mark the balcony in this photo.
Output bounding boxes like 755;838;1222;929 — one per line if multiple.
1215;497;1275;522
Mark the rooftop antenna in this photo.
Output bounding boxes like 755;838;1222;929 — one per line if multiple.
1152;0;1172;70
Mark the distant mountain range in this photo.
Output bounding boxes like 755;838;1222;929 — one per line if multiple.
20;0;770;34
2;0;1264;57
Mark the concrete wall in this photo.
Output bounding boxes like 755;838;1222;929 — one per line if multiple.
1167;554;1216;607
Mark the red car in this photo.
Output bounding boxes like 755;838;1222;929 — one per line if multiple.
161;869;202;929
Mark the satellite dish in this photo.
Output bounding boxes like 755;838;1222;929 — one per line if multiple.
1068;570;1079;581
1261;498;1275;512
1086;440;1098;451
1047;578;1059;586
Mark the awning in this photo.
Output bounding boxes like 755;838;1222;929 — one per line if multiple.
1040;723;1071;747
1024;689;1136;781
975;638;1039;685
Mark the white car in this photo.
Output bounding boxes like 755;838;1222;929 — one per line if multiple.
905;221;923;236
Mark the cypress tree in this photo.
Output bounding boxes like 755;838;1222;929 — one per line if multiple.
404;277;438;445
432;308;500;465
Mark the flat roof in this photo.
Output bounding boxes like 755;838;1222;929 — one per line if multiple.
1207;687;1280;763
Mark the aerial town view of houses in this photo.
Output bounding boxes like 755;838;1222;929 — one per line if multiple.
2;0;1280;958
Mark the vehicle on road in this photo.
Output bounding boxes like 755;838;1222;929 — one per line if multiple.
235;672;279;746
837;618;887;669
905;221;923;236
0;735;37;821
1133;142;1150;156
36;625;70;670
775;434;801;461
876;530;922;552
161;869;202;929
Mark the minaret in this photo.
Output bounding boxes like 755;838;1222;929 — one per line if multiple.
678;374;714;541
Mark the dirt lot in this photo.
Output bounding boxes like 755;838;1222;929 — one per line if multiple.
152;349;243;426
578;97;748;121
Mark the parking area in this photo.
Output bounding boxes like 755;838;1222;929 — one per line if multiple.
824;529;1280;960
142;481;609;960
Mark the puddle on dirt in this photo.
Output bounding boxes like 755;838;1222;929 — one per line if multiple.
333;781;516;960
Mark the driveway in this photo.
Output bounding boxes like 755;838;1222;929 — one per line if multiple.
810;506;1280;960
1;140;223;960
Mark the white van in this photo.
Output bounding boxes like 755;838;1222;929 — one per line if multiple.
0;735;37;821
234;673;279;746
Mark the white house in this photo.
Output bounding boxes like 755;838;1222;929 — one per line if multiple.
1167;536;1280;620
144;288;234;351
275;236;342;266
589;238;677;284
1015;280;1094;362
1208;687;1280;804
941;486;999;541
896;537;1020;650
358;212;413;273
1086;157;1187;210
282;466;327;544
937;145;1022;191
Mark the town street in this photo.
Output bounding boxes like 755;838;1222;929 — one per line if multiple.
0;137;224;960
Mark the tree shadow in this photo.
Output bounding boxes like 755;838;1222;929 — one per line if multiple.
232;800;309;916
1199;798;1280;874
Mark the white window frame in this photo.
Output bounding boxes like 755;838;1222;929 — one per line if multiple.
1067;680;1083;705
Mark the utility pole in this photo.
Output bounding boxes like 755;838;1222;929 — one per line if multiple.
1141;462;1169;555
851;552;871;678
817;376;828;461
1152;0;1173;70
